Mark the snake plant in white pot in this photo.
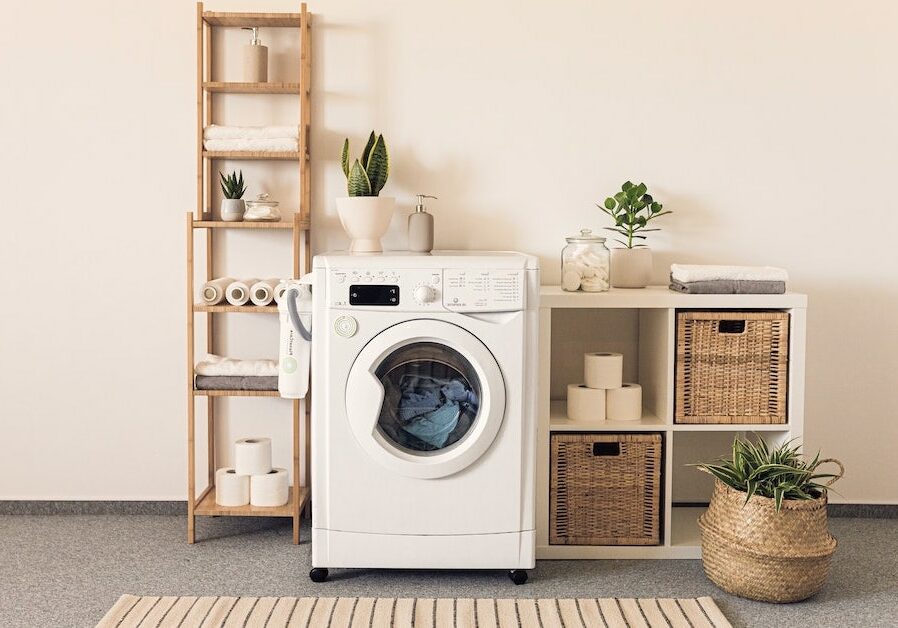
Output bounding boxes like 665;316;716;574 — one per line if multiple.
599;181;671;288
337;131;393;252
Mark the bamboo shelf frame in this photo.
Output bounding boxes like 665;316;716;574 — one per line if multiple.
187;2;313;544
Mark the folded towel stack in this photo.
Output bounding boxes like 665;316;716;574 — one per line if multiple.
669;264;788;294
203;125;299;152
195;354;279;392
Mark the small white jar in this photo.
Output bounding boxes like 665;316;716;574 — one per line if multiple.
561;229;611;292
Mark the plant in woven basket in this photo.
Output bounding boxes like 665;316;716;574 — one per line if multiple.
692;437;840;512
341;131;389;197
598;181;671;249
219;170;246;199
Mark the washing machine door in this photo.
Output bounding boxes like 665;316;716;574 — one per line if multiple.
345;319;506;479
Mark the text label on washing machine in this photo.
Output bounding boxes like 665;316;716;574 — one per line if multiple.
442;269;524;311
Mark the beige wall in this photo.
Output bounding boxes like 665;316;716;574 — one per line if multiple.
1;0;896;502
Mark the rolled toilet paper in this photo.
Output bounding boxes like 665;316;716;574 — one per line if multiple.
215;467;249;507
250;278;280;306
273;280;289;305
226;278;259;306
566;383;606;422
234;437;272;476
606;383;643;421
201;277;234;305
250;467;289;507
584;352;624;389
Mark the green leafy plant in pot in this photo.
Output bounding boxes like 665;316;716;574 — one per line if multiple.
692;437;844;603
219;170;247;222
336;131;393;252
598;181;671;288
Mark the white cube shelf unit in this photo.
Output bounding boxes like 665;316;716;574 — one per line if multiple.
536;286;808;559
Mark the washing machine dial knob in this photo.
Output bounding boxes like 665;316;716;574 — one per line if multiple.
414;285;436;304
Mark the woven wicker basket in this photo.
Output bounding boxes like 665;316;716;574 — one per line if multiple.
676;310;789;424
550;433;662;546
698;465;843;603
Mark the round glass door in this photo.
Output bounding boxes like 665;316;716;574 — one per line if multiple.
374;342;480;454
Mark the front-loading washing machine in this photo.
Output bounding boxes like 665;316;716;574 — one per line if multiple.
309;251;539;584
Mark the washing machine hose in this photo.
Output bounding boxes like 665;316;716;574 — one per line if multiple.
286;287;312;341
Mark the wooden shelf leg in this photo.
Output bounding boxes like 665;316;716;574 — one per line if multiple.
187;211;197;544
293;398;301;544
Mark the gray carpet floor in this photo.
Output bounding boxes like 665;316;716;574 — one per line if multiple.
0;515;895;628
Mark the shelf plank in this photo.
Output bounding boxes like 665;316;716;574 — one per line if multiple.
549;400;665;432
204;81;301;94
203;150;300;161
202;12;301;27
194;219;310;230
540;285;808;309
537;544;699;560
193;389;280;397
194;303;278;313
195;486;309;517
671;422;791;432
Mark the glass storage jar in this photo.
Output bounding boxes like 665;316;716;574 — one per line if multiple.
561;229;610;292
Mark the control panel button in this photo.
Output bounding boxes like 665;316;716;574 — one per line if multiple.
334;315;358;338
414;285;437;304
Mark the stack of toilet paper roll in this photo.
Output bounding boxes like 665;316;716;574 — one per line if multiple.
215;437;289;508
567;352;643;422
201;278;284;307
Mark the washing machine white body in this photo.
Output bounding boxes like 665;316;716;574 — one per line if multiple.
311;251;539;569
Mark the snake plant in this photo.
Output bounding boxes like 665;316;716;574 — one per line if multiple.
341;131;389;197
692;437;841;512
219;170;246;199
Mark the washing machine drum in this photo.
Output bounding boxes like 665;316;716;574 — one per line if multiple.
346;319;506;479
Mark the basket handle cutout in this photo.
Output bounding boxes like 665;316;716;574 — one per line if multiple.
593;442;620;456
718;320;746;334
817;458;845;486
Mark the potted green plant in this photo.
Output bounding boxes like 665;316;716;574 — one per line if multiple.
219;170;247;222
598;181;671;288
692;437;843;603
336;131;393;252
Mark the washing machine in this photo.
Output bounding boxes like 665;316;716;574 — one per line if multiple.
309;251;539;584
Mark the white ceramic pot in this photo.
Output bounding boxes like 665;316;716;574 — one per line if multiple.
336;196;395;253
610;248;653;288
220;198;246;222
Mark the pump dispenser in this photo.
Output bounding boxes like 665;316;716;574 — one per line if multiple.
408;194;436;253
242;27;268;82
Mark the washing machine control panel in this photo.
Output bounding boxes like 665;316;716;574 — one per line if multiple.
328;268;524;311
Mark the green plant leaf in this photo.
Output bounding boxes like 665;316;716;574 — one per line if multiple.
651;202;662;213
622;181;633;192
360;131;377;169
341;139;350;178
635;182;647;197
347;159;371;196
604;198;616;210
365;133;390;196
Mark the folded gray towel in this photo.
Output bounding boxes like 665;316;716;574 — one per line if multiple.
669;277;786;294
194;375;279;391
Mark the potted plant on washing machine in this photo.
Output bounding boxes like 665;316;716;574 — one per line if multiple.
337;131;393;253
692;436;844;603
598;181;671;288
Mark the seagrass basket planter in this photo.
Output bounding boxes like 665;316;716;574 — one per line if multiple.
698;468;842;603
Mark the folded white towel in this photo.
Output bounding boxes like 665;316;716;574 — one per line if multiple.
195;354;278;377
203;125;299;140
670;264;789;283
204;138;299;152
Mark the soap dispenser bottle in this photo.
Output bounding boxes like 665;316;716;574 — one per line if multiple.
408;194;437;253
242;27;268;82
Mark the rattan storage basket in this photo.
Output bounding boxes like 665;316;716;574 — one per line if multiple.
676;310;789;424
550;433;662;546
698;473;841;603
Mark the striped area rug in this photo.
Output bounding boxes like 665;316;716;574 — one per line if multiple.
97;595;732;627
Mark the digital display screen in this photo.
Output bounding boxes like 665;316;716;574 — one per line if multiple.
349;284;400;306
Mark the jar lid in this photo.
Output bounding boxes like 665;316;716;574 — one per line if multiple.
245;192;279;208
565;228;606;243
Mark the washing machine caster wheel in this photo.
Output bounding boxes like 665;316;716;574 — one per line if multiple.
508;570;528;585
309;568;329;583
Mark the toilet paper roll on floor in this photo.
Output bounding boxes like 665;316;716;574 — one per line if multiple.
250;467;289;507
234;437;272;475
606;383;643;421
584;352;623;389
225;278;259;306
201;277;234;305
215;467;250;507
250;278;280;306
567;384;606;422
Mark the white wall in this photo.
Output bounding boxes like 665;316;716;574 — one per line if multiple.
1;0;896;502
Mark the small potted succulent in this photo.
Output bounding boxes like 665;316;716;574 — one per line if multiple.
693;437;843;603
219;170;247;222
598;181;671;288
337;131;393;252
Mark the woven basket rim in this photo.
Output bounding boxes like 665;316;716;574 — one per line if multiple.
698;514;837;559
713;479;829;510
